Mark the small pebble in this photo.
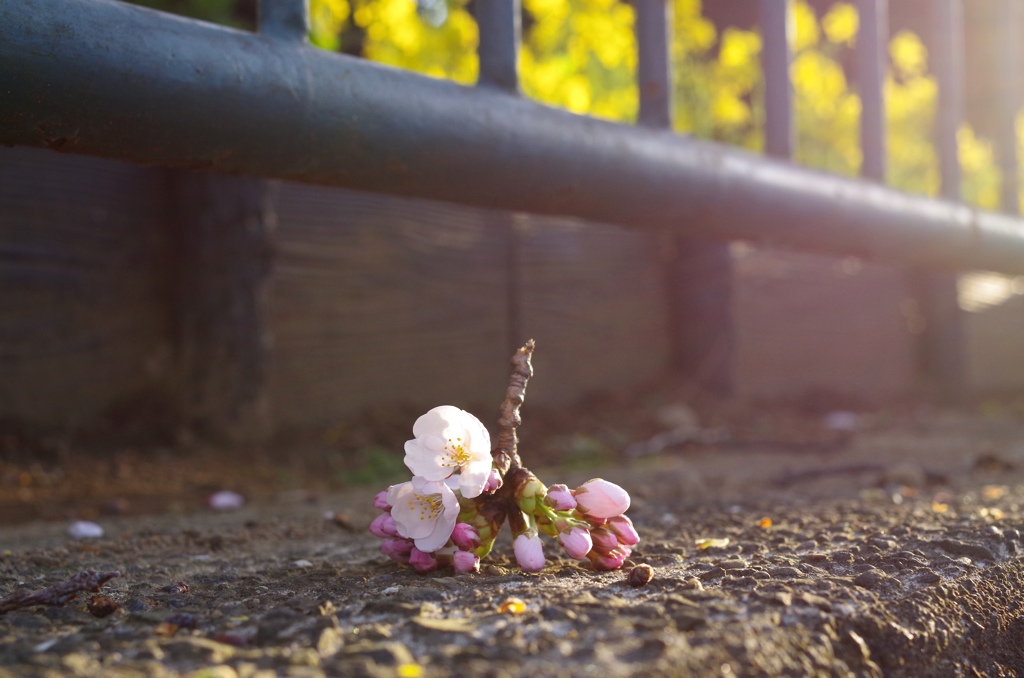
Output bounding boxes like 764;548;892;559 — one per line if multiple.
853;569;889;589
68;521;104;539
87;595;121;618
628;563;654;587
209;490;245;510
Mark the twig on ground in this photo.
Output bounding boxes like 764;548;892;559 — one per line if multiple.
0;570;121;615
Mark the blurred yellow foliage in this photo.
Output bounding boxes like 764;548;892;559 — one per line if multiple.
521;0;637;120
349;0;478;83
890;29;928;78
305;0;1004;209
791;0;820;52
310;0;350;50
822;2;857;47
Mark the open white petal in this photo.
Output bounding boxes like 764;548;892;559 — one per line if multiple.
414;510;459;552
389;479;459;545
457;459;493;499
403;436;452;481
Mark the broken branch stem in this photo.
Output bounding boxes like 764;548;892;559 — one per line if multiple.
0;570;121;615
494;339;535;475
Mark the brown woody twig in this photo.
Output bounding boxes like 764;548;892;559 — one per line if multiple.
493;339;534;476
0;570;121;615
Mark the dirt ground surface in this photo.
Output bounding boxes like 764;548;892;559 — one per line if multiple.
4;393;1024;676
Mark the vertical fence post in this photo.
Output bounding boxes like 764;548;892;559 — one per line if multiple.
636;0;671;129
996;0;1021;215
856;0;887;182
259;0;309;42
170;0;308;442
477;0;521;92
908;0;966;401
760;0;794;159
637;0;735;395
169;174;275;443
476;0;524;355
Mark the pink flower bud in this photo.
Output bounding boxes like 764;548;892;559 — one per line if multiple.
380;538;414;564
606;515;640;546
513;533;546;573
482;469;503;494
558;526;593;559
590;527;619;553
544;484;577;511
373;489;392;512
588;545;631;571
574;479;630;519
409;547;439;573
451;523;481;551
453;550;480;573
369;513;400;539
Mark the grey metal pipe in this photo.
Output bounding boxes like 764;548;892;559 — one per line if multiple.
258;0;309;42
4;0;1024;273
636;0;672;129
855;0;887;183
934;0;965;201
996;0;1021;214
476;0;520;91
760;0;794;160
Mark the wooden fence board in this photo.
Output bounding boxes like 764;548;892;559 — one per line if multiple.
3;148;1017;435
733;247;916;402
268;184;511;428
0;147;171;427
517;219;670;405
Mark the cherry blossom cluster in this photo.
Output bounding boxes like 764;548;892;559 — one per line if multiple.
368;405;638;574
526;479;639;572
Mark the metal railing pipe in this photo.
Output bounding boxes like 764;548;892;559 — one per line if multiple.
5;0;1024;274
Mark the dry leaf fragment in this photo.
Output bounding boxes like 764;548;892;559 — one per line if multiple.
982;485;1008;501
498;597;527;614
695;538;730;550
397;664;425;678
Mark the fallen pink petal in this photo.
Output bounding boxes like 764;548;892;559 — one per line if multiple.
208;490;245;511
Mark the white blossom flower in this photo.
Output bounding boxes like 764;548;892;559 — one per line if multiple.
403;406;492;498
386;477;460;552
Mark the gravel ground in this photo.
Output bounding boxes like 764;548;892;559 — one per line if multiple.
4;409;1024;676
